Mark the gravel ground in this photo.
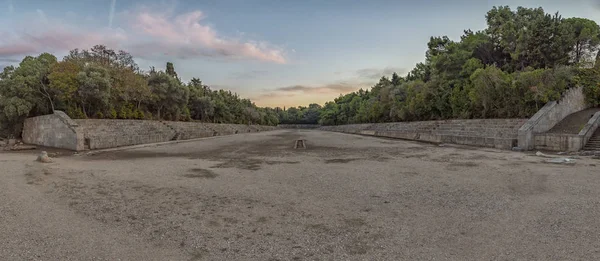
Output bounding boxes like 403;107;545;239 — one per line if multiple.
1;129;600;260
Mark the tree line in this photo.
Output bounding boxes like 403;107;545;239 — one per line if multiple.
276;6;600;125
0;45;279;136
2;6;600;136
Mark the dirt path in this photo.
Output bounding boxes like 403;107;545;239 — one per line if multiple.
2;129;600;260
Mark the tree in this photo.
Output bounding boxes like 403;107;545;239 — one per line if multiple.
15;53;58;112
166;62;178;79
0;66;35;136
148;72;188;120
468;66;512;118
77;65;112;117
48;60;80;106
563;18;600;65
111;67;150;110
188;79;216;121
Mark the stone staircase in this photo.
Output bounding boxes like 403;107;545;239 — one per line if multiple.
583;129;600;151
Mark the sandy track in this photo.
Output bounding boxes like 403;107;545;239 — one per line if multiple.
1;129;600;260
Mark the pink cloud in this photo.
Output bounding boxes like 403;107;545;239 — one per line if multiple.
131;11;286;63
0;8;286;65
0;27;126;56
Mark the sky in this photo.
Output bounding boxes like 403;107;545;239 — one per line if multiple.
1;0;599;107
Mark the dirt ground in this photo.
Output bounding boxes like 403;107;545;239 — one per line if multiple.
1;129;600;260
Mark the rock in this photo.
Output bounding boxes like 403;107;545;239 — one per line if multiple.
545;157;576;165
37;151;53;163
557;152;567;155
580;151;600;157
10;145;36;151
535;151;552;158
8;139;16;146
511;147;523;152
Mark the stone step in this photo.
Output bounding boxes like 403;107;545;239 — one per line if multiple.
583;147;600;151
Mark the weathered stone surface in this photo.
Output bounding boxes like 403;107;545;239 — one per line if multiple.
74;120;277;150
22;112;278;151
519;87;587;150
36;151;53;163
22;111;83;151
319;119;526;149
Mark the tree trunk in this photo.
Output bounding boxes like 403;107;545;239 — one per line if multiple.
39;81;54;113
575;42;581;64
82;103;88;118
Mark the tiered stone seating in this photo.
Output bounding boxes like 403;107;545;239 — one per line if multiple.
162;121;215;139
74;119;176;149
319;119;527;149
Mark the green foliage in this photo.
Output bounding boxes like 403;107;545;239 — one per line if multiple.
166;62;178;79
148;71;189;120
0;44;277;137
563;18;600;65
118;105;134;119
109;108;117;119
3;6;600;136
77;65;111;117
575;68;600;106
280;5;600;126
137;110;146;120
468;66;513;118
66;106;86;119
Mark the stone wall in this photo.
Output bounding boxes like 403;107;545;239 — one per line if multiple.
75;120;277;150
165;122;277;140
534;133;582;151
518;86;587;150
534;111;600;152
320;119;527;149
74;119;176;150
22;111;84;151
278;124;321;129
22;112;277;151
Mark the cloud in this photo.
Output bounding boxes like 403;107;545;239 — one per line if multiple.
0;6;286;65
251;92;297;100
229;70;268;80
0;27;126;56
356;66;406;80
251;79;373;107
275;83;362;94
130;10;286;63
109;0;116;27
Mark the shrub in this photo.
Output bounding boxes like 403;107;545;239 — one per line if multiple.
109;108;117;119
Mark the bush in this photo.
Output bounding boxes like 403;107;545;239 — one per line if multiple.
131;109;140;119
118;106;128;119
181;107;192;121
575;68;600;106
109;108;117;119
67;106;87;119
